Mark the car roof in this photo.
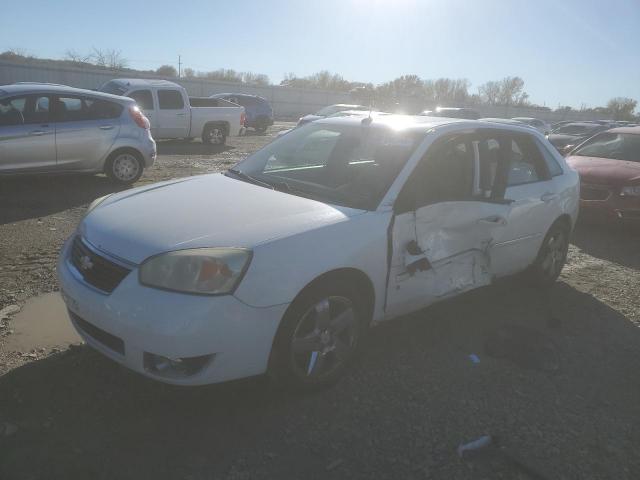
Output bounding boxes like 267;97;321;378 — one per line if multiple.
210;93;266;100
107;78;181;88
313;114;541;136
0;82;134;103
607;126;640;134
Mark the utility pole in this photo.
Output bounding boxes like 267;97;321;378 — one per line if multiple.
178;55;182;78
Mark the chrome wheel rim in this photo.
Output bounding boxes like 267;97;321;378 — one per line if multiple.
112;154;140;182
290;296;358;380
540;231;566;278
207;128;223;144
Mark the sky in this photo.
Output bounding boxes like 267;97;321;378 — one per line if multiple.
2;0;639;109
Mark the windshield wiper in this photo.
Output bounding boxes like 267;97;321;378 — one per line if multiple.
227;168;274;190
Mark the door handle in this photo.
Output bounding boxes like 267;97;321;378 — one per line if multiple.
541;192;558;203
478;215;507;225
99;125;114;130
29;130;46;136
176;113;185;116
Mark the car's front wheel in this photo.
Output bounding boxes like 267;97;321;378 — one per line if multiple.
271;281;365;390
105;151;144;184
528;221;570;287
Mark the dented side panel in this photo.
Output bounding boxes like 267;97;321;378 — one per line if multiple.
385;201;509;319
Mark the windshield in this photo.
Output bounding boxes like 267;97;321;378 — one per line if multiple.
228;123;421;209
553;124;600;135
99;81;127;95
573;132;640;162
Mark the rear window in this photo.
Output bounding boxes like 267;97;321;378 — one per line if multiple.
157;90;184;109
573;133;640;162
128;90;154;110
54;96;123;122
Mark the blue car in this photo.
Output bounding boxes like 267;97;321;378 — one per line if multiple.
210;93;274;133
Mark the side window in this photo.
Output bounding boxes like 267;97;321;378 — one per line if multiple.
128;90;154;110
399;136;475;211
535;138;563;177
54;96;83;122
28;96;50;124
84;98;123;120
157;90;184;109
0;97;27;126
505;136;545;186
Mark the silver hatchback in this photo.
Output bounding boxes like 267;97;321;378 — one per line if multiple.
0;83;156;184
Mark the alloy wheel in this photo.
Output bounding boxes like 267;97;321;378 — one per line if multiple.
290;296;358;380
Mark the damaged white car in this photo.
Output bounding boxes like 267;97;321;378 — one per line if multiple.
57;115;579;389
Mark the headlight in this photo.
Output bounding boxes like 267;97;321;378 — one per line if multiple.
621;186;640;197
139;248;252;295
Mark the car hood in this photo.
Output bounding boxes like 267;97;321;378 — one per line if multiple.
81;174;365;264
565;156;640;186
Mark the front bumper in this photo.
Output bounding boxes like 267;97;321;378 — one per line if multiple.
57;238;288;385
579;184;640;222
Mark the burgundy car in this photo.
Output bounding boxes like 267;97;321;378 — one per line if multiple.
566;127;640;222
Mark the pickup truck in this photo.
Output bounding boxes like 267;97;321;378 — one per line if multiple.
100;79;245;144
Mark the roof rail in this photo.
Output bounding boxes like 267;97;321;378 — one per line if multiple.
13;82;69;87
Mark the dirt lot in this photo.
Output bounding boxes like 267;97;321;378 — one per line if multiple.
1;123;639;479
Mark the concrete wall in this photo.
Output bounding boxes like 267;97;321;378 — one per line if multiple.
0;60;351;118
0;60;610;122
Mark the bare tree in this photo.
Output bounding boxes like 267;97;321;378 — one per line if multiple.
241;72;270;86
607;97;638;121
182;67;196;78
497;76;529;106
156;64;177;77
64;49;92;64
478;80;500;105
90;48;128;69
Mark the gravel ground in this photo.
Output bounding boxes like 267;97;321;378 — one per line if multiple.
1;123;639;479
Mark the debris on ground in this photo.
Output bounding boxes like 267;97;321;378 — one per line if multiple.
0;304;20;321
457;435;492;458
326;459;344;471
1;421;18;438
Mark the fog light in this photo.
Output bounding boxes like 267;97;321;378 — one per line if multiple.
144;352;213;378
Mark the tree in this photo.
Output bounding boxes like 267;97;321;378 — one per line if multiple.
497;76;529;106
91;48;128;69
241;72;270;86
64;49;92;64
607;97;637;121
478;80;500;105
182;68;196;78
156;64;177;77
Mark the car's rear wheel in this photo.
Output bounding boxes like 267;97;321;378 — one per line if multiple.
202;124;226;145
271;281;365;390
528;221;570;287
105;151;143;184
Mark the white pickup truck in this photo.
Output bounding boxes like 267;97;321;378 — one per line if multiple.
100;79;245;144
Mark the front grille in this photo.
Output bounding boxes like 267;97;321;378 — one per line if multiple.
70;311;125;355
581;185;611;201
70;236;131;293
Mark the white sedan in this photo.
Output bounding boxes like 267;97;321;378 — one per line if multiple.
57;115;579;389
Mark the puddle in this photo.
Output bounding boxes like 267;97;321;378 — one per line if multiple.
5;292;82;352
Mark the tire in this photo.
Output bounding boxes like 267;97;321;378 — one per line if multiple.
271;279;366;390
527;221;570;287
255;125;267;134
105;150;144;185
202;124;226;145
